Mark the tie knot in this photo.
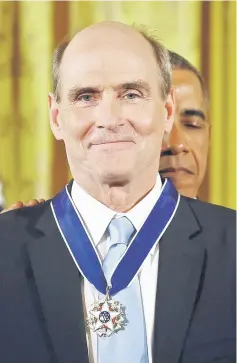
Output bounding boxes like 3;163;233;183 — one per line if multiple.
108;216;135;248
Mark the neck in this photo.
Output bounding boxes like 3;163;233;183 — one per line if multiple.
73;171;158;213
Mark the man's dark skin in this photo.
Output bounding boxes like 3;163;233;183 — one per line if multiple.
160;53;210;198
1;52;210;212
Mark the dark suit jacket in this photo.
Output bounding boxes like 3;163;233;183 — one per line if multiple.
0;194;235;363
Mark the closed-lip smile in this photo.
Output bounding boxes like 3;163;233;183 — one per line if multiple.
160;167;194;175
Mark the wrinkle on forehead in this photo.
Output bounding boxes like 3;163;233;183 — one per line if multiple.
172;69;206;110
60;21;160;97
174;84;206;116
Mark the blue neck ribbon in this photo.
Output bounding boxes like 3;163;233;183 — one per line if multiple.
51;178;179;295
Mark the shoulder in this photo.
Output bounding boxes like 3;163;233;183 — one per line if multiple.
180;196;236;247
0;199;51;223
184;197;236;226
0;200;52;244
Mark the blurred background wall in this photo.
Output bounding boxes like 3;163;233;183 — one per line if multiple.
0;1;236;209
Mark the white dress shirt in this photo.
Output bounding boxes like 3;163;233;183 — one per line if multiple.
71;175;162;363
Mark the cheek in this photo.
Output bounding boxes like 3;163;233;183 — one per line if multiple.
190;134;209;173
193;134;209;152
123;103;164;136
61;106;93;141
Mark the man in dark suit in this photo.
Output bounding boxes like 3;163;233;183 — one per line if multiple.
0;21;235;363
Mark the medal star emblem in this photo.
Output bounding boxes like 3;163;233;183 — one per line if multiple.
92;301;120;331
86;298;125;337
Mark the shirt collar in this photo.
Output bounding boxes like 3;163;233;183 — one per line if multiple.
71;174;162;254
117;175;162;231
71;182;115;245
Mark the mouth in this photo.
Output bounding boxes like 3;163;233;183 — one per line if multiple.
159;167;194;175
90;141;134;150
92;140;131;145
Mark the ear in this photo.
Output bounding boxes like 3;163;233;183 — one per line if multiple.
48;93;63;140
164;87;175;134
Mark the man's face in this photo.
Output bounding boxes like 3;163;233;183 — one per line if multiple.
50;23;174;186
159;69;210;197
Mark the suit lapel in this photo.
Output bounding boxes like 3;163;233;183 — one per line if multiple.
27;203;89;363
153;197;205;363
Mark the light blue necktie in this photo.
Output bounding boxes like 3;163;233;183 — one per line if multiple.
98;216;149;363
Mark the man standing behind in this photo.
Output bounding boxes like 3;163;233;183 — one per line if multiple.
160;51;210;198
0;22;235;363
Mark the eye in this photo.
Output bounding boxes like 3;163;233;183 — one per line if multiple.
181;118;204;130
184;123;202;129
123;92;141;100
78;94;94;102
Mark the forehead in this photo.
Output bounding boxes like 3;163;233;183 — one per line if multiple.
60;30;159;93
172;69;205;111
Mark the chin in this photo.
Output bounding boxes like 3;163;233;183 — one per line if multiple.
97;168;133;184
170;180;198;198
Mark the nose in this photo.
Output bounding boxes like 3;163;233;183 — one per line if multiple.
94;96;123;130
161;122;189;156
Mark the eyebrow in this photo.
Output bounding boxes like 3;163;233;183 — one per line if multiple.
67;87;100;100
115;81;151;94
180;109;206;121
67;80;151;100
